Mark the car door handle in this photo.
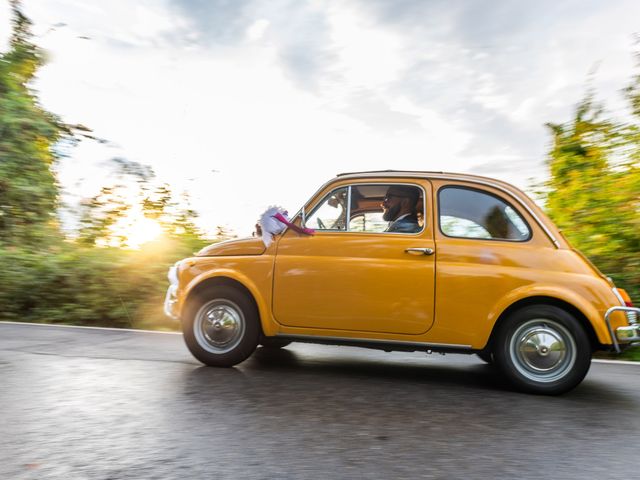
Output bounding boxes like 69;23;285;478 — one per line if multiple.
405;247;435;256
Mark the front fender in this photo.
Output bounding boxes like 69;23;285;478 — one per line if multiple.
180;268;277;336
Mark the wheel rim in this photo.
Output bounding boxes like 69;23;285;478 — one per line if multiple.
194;299;245;354
509;318;576;383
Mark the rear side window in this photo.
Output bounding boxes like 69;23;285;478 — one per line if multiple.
438;186;531;241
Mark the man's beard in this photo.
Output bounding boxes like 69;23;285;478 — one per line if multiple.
383;203;401;222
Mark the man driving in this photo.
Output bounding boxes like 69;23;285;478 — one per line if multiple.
381;185;421;233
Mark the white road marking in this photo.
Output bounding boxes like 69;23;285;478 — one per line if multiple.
0;320;181;335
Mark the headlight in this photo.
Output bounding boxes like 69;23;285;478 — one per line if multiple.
167;261;180;285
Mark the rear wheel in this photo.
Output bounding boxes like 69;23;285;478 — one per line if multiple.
494;305;591;395
182;286;260;367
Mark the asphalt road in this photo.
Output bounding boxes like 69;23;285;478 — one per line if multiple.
1;322;639;480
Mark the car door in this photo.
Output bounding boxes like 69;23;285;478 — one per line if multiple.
272;180;436;335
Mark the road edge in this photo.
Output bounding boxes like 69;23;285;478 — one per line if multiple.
0;320;181;335
1;321;638;365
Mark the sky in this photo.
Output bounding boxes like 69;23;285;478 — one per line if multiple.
1;0;639;237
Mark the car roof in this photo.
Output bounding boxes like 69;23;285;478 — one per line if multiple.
335;170;519;192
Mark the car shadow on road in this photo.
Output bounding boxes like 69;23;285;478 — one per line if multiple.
245;346;510;393
241;346;636;402
181;346;636;407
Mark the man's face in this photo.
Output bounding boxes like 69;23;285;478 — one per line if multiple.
381;190;404;221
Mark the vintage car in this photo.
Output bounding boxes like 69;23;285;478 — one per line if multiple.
165;171;639;394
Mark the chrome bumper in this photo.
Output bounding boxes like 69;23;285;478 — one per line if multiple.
163;284;179;320
604;306;640;353
163;262;180;320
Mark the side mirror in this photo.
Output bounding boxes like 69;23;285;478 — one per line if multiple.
301;206;306;228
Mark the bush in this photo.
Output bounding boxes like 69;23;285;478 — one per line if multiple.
0;236;209;330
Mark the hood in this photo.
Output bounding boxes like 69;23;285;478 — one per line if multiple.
196;237;266;257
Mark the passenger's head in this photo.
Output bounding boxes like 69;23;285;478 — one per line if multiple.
381;185;419;221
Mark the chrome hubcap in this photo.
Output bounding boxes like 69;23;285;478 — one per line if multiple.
194;300;245;354
510;319;576;383
520;327;565;370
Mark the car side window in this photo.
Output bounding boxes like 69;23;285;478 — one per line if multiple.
306;187;349;230
438;186;531;241
305;183;425;234
348;184;424;234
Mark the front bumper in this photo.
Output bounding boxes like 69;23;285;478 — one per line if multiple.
163;263;180;320
605;306;640;353
164;284;179;320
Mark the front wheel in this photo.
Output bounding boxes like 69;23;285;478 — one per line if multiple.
182;286;260;367
494;305;592;395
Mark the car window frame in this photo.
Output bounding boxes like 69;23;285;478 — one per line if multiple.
437;184;533;243
304;182;427;236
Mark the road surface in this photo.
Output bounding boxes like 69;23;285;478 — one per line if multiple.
1;322;639;479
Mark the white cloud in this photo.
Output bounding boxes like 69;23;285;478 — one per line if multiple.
246;18;270;42
325;2;404;89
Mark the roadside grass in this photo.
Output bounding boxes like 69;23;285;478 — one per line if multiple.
596;345;640;361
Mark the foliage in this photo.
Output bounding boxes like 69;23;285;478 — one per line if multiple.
0;237;209;330
0;1;95;244
544;96;640;304
544;56;640;364
78;185;131;246
77;158;204;249
0;0;67;245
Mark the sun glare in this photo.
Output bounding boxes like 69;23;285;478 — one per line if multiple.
122;216;163;249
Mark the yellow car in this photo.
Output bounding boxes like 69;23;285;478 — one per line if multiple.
165;171;639;394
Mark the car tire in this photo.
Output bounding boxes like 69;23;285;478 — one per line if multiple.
476;351;494;364
260;337;291;349
182;286;260;367
493;305;591;395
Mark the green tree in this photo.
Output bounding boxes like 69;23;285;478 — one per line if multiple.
77;185;131;246
545;95;640;301
0;0;75;245
77;157;207;249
